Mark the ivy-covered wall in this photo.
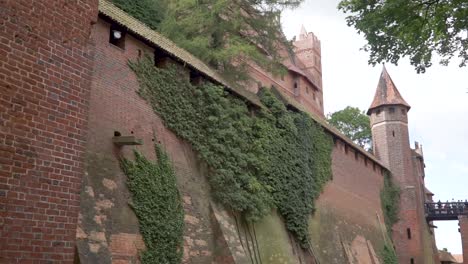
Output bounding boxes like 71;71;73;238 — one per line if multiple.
129;56;333;248
78;17;405;264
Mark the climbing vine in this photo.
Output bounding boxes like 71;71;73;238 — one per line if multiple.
381;171;400;235
129;56;333;247
380;171;400;264
121;144;184;264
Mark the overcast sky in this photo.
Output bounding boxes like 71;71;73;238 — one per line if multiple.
282;0;468;254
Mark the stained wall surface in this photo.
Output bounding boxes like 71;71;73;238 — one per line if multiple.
75;16;392;264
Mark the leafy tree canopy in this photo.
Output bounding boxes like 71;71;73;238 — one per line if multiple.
112;0;303;80
327;106;372;150
338;0;468;73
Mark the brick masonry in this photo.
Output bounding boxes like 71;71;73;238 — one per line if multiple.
0;1;441;263
370;103;438;263
0;0;98;262
460;216;468;264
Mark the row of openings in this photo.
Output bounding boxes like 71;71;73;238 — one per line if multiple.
375;107;407;116
294;82;322;106
339;140;383;175
109;23;204;86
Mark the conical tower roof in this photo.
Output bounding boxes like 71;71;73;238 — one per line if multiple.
367;66;410;115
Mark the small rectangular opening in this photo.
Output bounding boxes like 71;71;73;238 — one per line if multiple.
354;151;358;161
345;145;348;154
410;258;414;264
190;70;203;86
109;24;126;49
407;228;412;239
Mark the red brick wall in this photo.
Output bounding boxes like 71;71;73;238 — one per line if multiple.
310;139;387;263
0;0;98;262
460;216;468;264
370;105;435;263
75;18;228;263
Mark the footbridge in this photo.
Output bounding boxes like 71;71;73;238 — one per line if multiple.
425;201;468;221
425;201;468;264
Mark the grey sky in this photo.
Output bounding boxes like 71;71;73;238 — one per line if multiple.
281;0;468;254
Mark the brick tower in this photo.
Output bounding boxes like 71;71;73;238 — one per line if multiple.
293;25;323;91
0;0;98;262
368;66;426;263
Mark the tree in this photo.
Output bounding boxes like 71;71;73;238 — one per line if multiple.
112;0;303;80
338;0;468;73
327;106;372;150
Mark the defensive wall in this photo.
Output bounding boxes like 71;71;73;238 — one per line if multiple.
0;0;439;263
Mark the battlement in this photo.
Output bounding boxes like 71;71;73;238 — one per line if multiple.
295;25;321;54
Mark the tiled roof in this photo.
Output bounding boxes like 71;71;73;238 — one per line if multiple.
98;0;388;171
98;0;262;107
368;65;410;114
439;250;459;263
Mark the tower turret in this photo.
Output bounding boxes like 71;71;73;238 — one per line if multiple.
368;66;412;184
368;66;428;264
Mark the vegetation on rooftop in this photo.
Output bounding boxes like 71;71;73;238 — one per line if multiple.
111;0;304;81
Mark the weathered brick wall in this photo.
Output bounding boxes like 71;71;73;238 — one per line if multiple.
76;18;231;263
309;139;386;264
76;16;391;264
0;0;97;262
460;216;468;264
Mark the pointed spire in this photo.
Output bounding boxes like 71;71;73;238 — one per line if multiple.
299;25;307;40
367;65;410;115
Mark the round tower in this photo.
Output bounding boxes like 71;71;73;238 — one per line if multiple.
367;66;412;184
368;66;429;264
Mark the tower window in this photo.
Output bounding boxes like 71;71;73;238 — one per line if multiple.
354;151;358;161
313;92;316;100
389;107;395;113
376;109;381;116
109;24;126;49
306;86;309;94
407;228;412;239
345;145;348;154
392;131;395;137
410;258;414;264
401;109;406;115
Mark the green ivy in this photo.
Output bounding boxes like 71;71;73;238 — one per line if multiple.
111;0;165;30
121;144;184;264
129;56;333;247
381;244;398;264
381;172;400;234
380;171;400;264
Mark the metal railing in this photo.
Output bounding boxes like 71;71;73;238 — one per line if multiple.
425;201;468;221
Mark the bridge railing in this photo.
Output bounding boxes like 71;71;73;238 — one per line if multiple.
425;202;468;221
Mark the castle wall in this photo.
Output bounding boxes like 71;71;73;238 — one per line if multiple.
246;62;324;117
310;139;386;264
76;18;225;264
74;16;391;264
0;0;98;262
